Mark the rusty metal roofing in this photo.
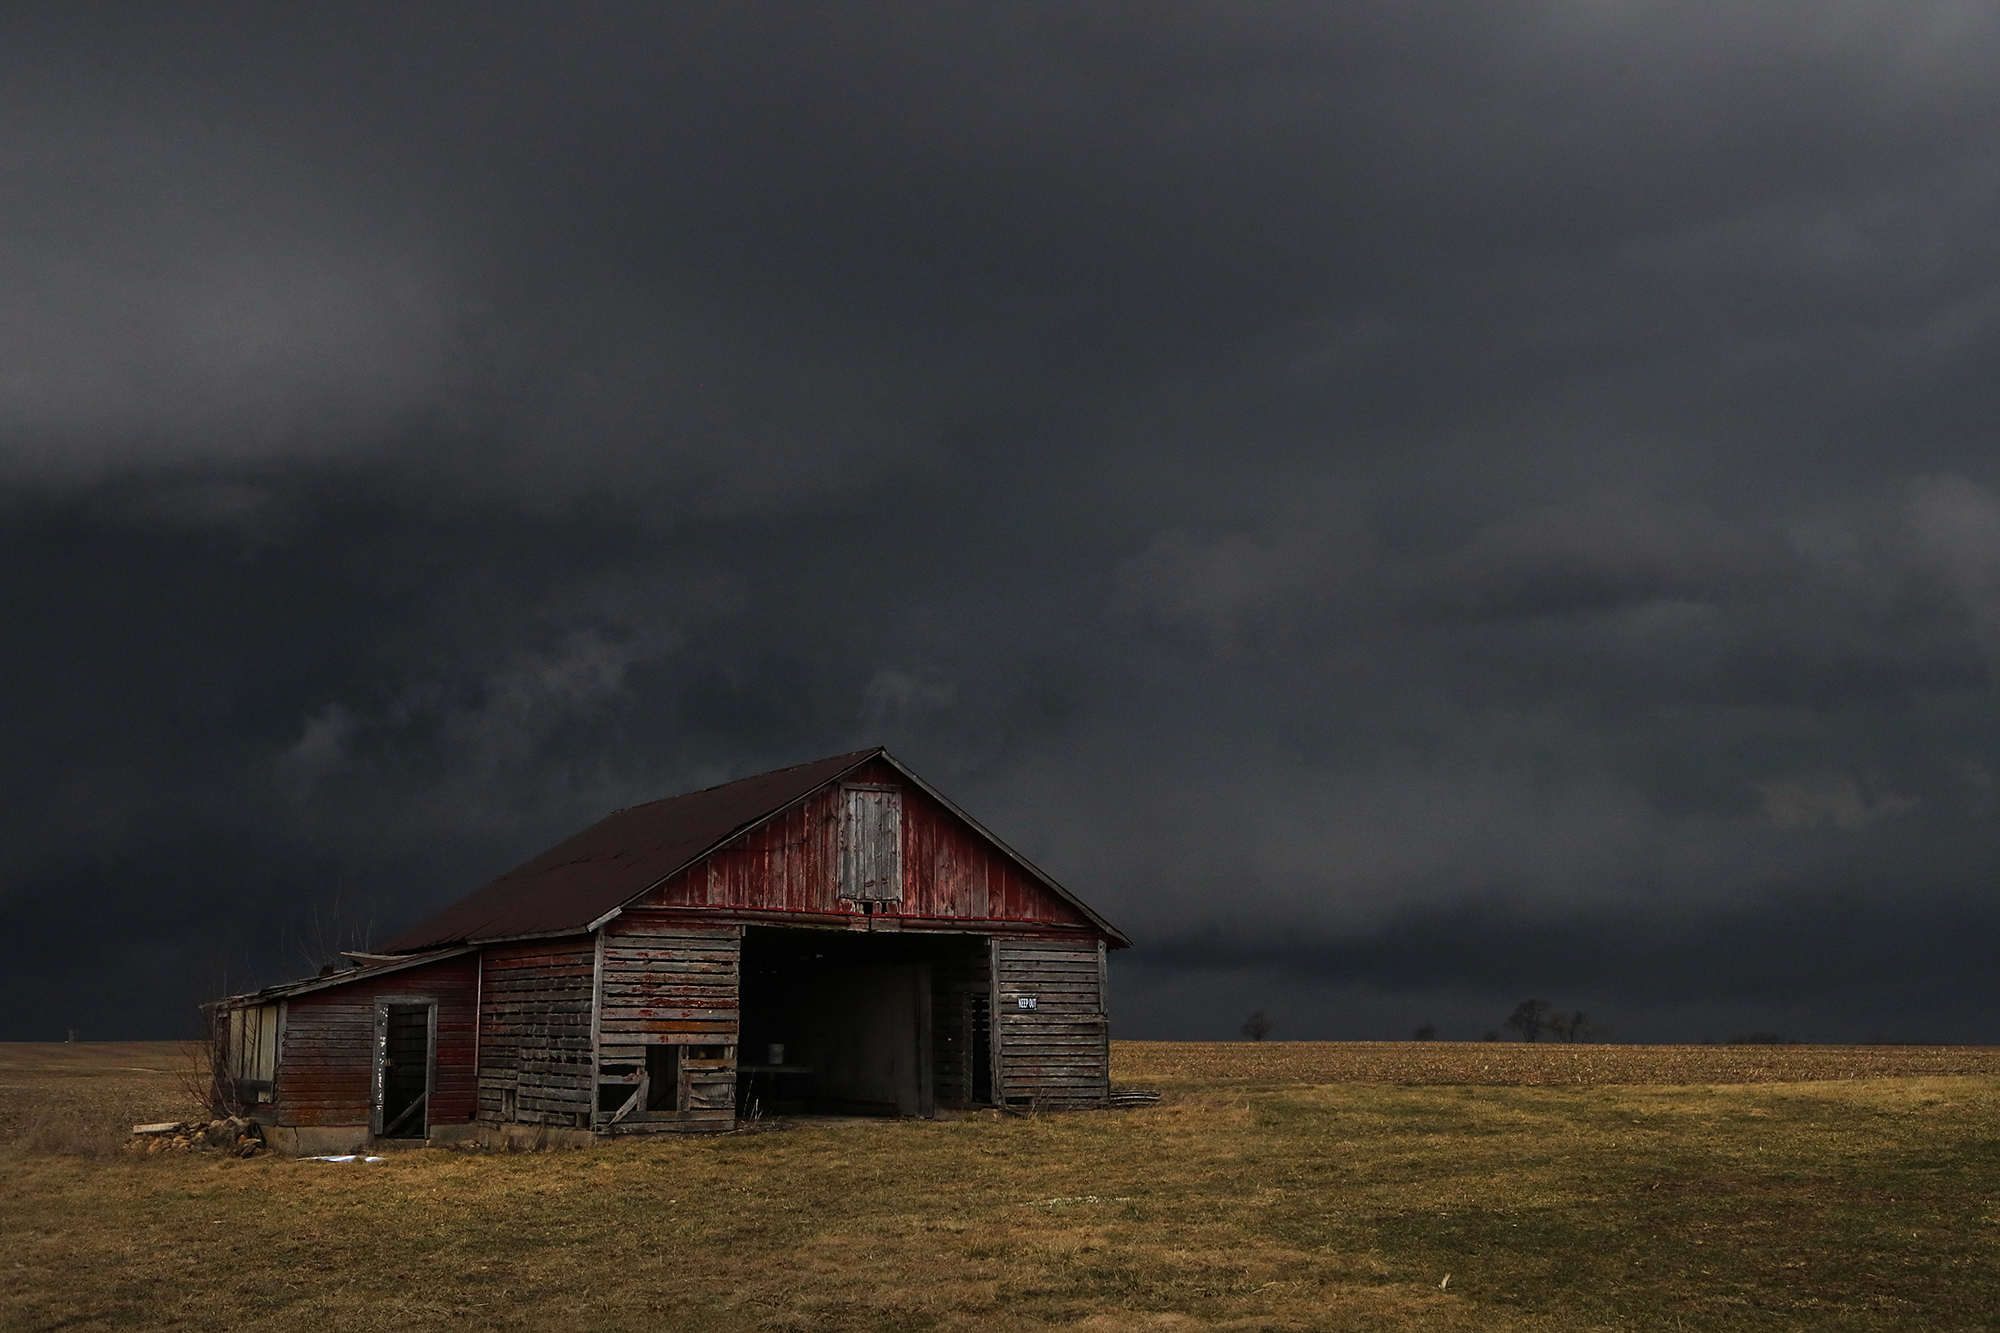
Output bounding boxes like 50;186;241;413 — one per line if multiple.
377;749;883;952
377;746;1128;952
211;946;477;1008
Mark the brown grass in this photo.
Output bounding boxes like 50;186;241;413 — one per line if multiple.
3;1041;1997;1331
0;1041;207;1160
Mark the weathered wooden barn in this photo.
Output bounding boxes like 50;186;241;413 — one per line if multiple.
211;748;1128;1153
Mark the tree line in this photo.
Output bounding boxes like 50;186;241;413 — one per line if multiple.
1239;1000;1612;1043
1411;999;1610;1043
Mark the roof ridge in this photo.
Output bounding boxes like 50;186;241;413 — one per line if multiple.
373;745;1126;953
623;745;883;809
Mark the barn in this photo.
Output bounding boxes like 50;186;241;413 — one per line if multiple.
210;748;1129;1154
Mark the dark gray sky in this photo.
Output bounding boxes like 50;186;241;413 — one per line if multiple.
7;2;2000;1043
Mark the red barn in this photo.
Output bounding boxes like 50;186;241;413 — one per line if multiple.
211;748;1128;1153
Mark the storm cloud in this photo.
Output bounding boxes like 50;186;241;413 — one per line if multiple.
6;2;2000;1042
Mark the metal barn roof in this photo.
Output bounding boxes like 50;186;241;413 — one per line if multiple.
377;748;1126;953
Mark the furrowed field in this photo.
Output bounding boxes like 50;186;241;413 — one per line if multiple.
4;1042;1997;1331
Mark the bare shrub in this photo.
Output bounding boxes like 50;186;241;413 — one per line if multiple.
175;1011;245;1121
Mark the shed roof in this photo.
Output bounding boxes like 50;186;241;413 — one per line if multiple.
214;946;476;1009
378;748;1127;952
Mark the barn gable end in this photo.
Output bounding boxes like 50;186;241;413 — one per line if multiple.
632;757;1096;932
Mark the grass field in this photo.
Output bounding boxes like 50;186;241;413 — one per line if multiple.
3;1040;1997;1331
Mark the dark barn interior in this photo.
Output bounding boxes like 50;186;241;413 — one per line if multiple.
737;927;992;1118
378;1004;432;1139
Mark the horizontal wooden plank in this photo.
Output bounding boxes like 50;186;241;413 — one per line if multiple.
1000;1053;1107;1063
600;1020;741;1034
998;1029;1107;1039
606;921;742;937
997;987;1100;998
602;945;739;960
600;961;736;976
609;1020;737;1036
996;1004;1103;1015
997;1019;1102;1030
601;996;738;1010
996;983;1102;992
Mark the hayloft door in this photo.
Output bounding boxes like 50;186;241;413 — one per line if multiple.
374;1000;435;1139
840;785;903;903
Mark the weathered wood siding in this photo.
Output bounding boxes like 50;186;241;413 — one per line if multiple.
635;757;1096;931
276;954;478;1129
477;937;595;1127
597;916;741;1134
993;937;1108;1109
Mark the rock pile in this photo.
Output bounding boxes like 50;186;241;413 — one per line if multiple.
130;1117;268;1157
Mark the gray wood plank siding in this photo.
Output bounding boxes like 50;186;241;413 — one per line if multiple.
992;937;1109;1109
840;785;903;901
477;937;596;1127
596;915;742;1134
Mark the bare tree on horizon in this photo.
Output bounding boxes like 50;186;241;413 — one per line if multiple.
1503;999;1553;1042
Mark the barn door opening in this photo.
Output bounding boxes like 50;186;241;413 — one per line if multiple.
740;927;993;1116
375;1000;435;1139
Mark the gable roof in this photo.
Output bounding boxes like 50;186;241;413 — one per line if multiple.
377;748;1127;952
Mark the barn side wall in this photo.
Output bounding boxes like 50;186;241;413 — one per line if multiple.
993;937;1109;1109
634;758;1097;932
272;954;479;1131
477;936;596;1129
596;916;742;1135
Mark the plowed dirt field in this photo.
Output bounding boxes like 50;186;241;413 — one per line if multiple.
1113;1039;2000;1087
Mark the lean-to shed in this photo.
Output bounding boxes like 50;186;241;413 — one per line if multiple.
211;748;1128;1153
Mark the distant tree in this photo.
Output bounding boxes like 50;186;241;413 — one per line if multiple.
1412;1023;1438;1041
1241;1011;1273;1041
1728;1032;1786;1045
1503;999;1552;1042
1546;1010;1609;1043
1481;1031;1500;1042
